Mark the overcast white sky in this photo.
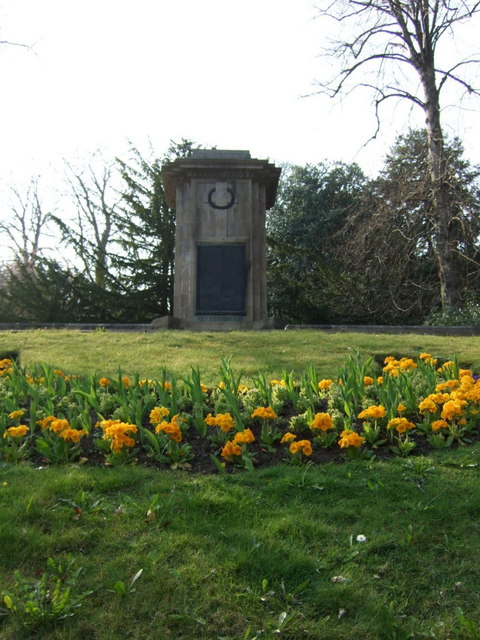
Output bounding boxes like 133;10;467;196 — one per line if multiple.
1;0;480;188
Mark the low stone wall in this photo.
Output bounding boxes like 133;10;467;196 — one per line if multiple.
284;324;480;336
0;321;479;336
0;323;153;332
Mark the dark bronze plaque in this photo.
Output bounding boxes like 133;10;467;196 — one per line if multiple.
196;244;246;315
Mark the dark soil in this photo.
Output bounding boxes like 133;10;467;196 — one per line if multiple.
26;419;480;475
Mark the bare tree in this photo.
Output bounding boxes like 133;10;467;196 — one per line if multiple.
0;178;51;266
314;0;480;311
51;153;122;289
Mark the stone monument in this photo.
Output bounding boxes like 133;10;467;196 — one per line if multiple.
161;150;281;330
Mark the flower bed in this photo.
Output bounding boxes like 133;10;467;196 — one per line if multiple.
1;352;479;472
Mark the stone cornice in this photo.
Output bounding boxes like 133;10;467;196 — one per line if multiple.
162;155;281;209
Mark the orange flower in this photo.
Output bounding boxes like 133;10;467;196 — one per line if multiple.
418;397;438;414
251;406;276;420
281;432;296;443
318;379;333;391
149;406;170;425
310;412;334;432
205;413;235;432
221;441;242;461
338;430;365;448
431;419;448;431
8;410;25;421
37;415;56;429
50;418;70;433
232;429;255;444
289;440;313;456
155;421;182;442
358;405;386;420
441;400;466;421
387;417;415;433
58;428;87;443
3;425;29;439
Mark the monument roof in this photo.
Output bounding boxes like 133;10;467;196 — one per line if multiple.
162;150;281;209
190;149;251;160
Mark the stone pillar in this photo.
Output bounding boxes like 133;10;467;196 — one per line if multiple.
162;150;281;330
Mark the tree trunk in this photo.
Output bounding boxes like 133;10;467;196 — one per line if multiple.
422;68;460;311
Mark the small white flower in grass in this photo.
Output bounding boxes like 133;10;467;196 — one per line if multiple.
331;576;347;583
356;534;367;543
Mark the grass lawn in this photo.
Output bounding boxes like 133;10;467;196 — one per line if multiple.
1;328;480;381
2;453;480;639
1;330;480;639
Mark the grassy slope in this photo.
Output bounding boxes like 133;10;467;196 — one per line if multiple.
2;452;480;640
2;330;480;638
1;329;479;382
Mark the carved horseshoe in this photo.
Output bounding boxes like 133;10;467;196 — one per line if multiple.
208;187;235;210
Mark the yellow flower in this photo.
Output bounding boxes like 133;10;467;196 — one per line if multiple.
8;410;25;421
238;384;249;394
363;376;374;386
163;381;173;391
281;432;296;443
200;383;208;393
431;419;448;431
397;404;407;413
383;357;417;376
37;415;56;429
318;379;333;391
289;440;313;456
387;417;415;433
251;406;277;420
221;441;242;461
232;428;255;444
436;380;460;392
205;412;235;432
358;405;386;420
149;406;170;425
58;428;87;443
420;353;437;365
338;430;365;448
3;425;29;439
270;379;286;387
155;421;182;442
430;392;451;405
419;397;438;414
99;377;110;387
122;376;131;388
310;412;334;432
438;361;455;373
441;400;466;421
377;376;384;385
50;418;70;433
102;421;138;452
0;358;13;370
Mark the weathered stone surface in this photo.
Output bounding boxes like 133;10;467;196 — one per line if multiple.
162;150;281;331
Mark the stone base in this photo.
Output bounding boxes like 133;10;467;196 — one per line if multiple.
150;316;285;331
150;316;182;330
